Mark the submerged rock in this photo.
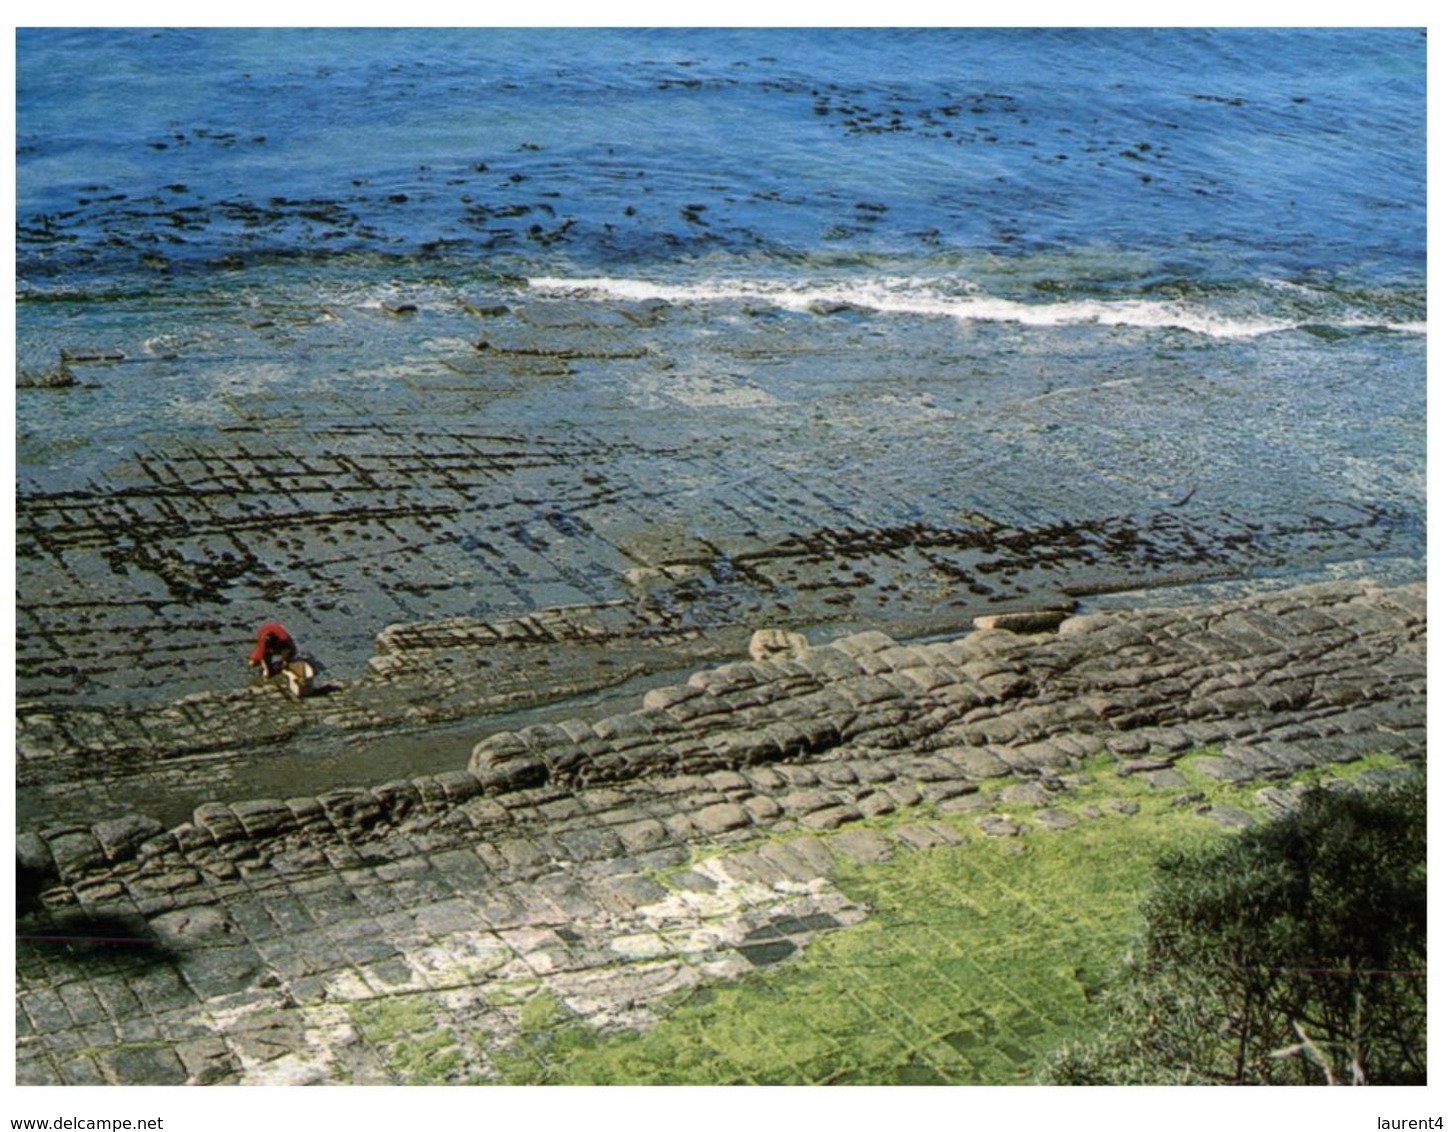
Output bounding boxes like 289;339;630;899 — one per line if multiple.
17;366;77;388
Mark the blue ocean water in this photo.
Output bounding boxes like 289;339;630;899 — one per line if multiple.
17;27;1426;307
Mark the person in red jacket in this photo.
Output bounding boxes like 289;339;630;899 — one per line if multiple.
248;622;298;678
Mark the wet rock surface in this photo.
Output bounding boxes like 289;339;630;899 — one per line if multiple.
17;283;1424;823
15;580;1425;1085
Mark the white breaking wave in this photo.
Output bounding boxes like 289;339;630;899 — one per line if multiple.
527;274;1425;340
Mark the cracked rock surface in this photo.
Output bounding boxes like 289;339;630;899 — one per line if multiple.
15;579;1425;1085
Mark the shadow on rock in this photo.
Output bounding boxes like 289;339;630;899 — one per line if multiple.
16;906;173;967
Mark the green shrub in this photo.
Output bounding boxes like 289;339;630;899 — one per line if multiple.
1042;774;1426;1085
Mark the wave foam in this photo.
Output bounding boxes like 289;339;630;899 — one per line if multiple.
527;275;1423;340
